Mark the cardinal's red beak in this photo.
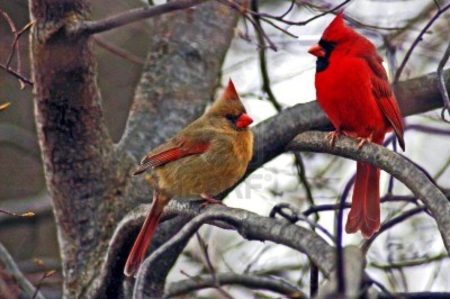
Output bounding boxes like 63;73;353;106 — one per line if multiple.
236;113;253;129
308;44;326;57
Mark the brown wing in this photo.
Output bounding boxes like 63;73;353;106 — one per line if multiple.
365;54;405;150
133;139;210;175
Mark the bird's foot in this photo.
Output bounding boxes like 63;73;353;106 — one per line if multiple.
356;134;373;149
326;130;342;147
200;193;225;208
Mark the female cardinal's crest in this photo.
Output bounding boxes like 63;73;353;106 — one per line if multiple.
223;79;239;101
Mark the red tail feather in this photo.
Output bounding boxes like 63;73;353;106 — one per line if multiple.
346;134;384;238
124;192;169;276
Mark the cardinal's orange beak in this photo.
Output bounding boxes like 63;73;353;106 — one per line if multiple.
236;113;253;129
308;44;326;57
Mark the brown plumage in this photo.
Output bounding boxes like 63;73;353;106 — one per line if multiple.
124;79;254;276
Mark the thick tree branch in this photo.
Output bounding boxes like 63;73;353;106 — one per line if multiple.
0;243;44;299
287;131;450;255
164;272;306;298
91;204;193;298
29;1;132;296
244;68;450;179
316;246;365;299
132;203;335;298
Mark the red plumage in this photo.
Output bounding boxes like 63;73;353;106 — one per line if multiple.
308;12;405;238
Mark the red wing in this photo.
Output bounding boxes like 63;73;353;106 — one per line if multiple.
365;55;405;150
133;141;210;175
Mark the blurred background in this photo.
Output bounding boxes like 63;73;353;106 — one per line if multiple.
1;0;449;297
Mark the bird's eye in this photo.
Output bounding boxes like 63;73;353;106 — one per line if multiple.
225;114;236;121
319;39;336;53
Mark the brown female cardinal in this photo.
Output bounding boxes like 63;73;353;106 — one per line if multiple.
308;12;405;238
124;79;254;276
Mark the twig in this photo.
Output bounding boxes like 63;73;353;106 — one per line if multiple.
269;203;336;243
0;10;34;87
226;0;352;26
0;102;11;111
437;39;450;122
335;172;354;296
361;206;427;255
93;36;145;65
195;233;233;299
0;63;34;86
32;270;57;299
74;0;209;36
0;208;34;217
370;252;448;270
394;3;450;82
0;244;44;299
165;272;306;298
301;194;431;217
251;0;282;111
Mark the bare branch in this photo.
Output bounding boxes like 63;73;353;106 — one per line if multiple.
370;252;448;270
394;4;450;82
251;0;282;111
93;36;145;65
316;246;365;299
287;131;450;255
437;39;450;122
361;206;427;255
0;10;34;87
0;62;34;86
164;272;307;298
73;0;209;36
0;243;45;299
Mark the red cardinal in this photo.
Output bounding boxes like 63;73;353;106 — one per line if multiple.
124;79;254;276
308;12;405;238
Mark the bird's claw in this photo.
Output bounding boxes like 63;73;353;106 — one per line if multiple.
356;134;373;149
326;130;341;147
200;194;225;208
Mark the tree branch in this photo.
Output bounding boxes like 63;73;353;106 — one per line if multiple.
316;246;365;299
0;243;44;299
164;272;306;298
132;203;335;298
244;68;450;179
73;0;209;36
29;1;130;296
287;131;450;255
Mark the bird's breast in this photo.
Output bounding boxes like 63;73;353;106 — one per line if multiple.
156;130;253;198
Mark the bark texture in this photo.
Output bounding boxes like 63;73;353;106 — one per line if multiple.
29;0;238;297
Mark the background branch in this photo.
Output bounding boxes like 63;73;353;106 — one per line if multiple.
74;0;209;36
164;272;306;298
0;243;44;299
287;131;450;255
